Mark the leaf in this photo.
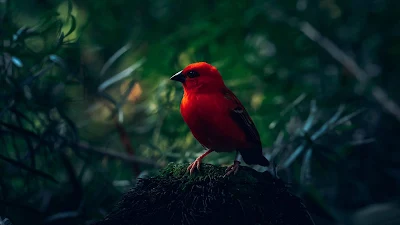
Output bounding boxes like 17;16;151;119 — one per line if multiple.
100;42;133;76
280;93;307;116
283;105;347;169
43;211;79;224
348;138;375;146
270;93;307;129
311;104;345;140
12;26;28;41
117;109;124;123
300;148;312;185
49;54;66;68
56;107;79;143
28;121;59;159
269;131;285;161
352;203;400;225
282;144;305;169
108;79;137;120
11;56;23;67
333;108;366;128
302;99;317;132
0;217;13;225
20;64;54;86
98;58;146;92
0;122;41;140
64;15;77;38
56;32;65;48
9;109;36;131
23;85;32;100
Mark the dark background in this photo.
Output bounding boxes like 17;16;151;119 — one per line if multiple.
1;0;400;224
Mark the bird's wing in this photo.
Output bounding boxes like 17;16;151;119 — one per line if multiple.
222;88;261;146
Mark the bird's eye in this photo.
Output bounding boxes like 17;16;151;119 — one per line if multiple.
187;70;200;78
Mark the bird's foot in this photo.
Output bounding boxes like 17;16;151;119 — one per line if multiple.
186;149;214;175
224;160;241;177
187;158;202;175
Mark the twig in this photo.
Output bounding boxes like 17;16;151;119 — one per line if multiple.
281;93;307;116
269;93;307;129
0;154;58;183
0;122;164;168
59;152;83;202
115;120;141;174
73;141;164;168
349;138;375;146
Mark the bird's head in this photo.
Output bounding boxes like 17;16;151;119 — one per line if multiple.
170;62;225;93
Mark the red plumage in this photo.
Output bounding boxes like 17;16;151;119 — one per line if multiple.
170;62;269;176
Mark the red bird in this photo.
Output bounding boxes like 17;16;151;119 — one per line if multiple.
170;62;270;176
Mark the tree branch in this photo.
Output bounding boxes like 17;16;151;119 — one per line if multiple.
0;122;164;168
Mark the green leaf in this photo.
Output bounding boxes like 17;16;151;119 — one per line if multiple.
100;42;133;76
64;15;76;38
98;58;146;92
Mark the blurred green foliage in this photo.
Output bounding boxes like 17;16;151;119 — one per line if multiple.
1;0;400;225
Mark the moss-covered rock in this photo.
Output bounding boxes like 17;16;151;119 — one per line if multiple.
93;163;315;225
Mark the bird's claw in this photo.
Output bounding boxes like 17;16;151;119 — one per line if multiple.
224;160;240;177
187;158;202;175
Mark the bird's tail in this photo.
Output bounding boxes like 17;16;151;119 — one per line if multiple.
257;156;270;167
239;149;270;167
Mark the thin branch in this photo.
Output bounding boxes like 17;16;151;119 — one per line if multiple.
115;120;141;174
0;122;164;168
281;93;307;116
0;154;58;183
73;141;164;168
269;93;307;129
59;152;83;202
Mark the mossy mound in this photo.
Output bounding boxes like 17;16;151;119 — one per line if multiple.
93;163;314;225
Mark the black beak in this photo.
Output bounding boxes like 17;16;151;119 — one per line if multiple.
170;70;185;83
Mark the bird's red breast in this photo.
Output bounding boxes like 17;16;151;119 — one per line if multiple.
173;62;262;154
181;89;249;152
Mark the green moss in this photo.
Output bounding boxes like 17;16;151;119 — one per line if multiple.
93;163;315;225
160;162;260;190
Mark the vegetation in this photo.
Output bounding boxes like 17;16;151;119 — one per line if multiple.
1;0;400;225
94;163;315;225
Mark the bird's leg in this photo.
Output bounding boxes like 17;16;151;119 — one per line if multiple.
187;149;213;175
224;151;242;177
